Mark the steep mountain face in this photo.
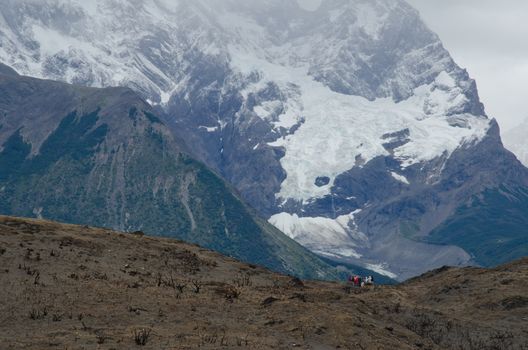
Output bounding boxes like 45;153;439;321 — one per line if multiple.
1;0;527;279
0;64;338;280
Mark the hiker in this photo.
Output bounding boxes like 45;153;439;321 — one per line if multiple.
353;275;360;287
348;275;354;285
365;275;374;285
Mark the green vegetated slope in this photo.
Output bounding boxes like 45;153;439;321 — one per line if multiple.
427;186;528;267
0;64;337;280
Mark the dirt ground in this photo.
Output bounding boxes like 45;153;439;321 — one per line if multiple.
0;216;527;349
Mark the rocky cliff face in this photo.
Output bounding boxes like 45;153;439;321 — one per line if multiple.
0;64;338;280
1;0;527;279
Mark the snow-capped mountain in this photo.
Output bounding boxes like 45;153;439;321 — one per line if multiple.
1;0;527;279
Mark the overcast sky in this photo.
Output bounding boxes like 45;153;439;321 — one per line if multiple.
297;0;528;133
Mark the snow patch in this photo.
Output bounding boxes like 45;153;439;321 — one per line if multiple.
160;91;172;105
314;249;360;259
199;125;219;133
364;263;397;279
31;24;98;57
71;0;99;16
296;0;322;12
269;210;367;260
355;3;388;39
435;71;457;89
391;172;410;185
269;210;399;279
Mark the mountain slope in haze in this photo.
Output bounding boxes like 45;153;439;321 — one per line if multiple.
503;118;528;167
0;216;527;349
0;64;338;280
1;0;527;279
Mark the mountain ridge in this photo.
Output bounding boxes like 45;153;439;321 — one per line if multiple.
0;63;340;280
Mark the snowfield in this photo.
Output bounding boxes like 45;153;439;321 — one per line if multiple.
269;210;367;260
237;59;490;201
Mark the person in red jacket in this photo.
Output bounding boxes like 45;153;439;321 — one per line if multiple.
353;275;360;287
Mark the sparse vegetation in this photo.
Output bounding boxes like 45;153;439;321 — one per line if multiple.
29;307;48;320
233;272;252;287
236;334;250;346
1;217;527;349
199;329;228;346
133;328;151;346
96;331;107;344
33;271;40;285
175;282;186;294
191;279;202;294
223;285;242;302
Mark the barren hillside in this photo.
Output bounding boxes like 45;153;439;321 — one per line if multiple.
0;216;526;349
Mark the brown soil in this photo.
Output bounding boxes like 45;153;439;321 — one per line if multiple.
0;216;526;349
